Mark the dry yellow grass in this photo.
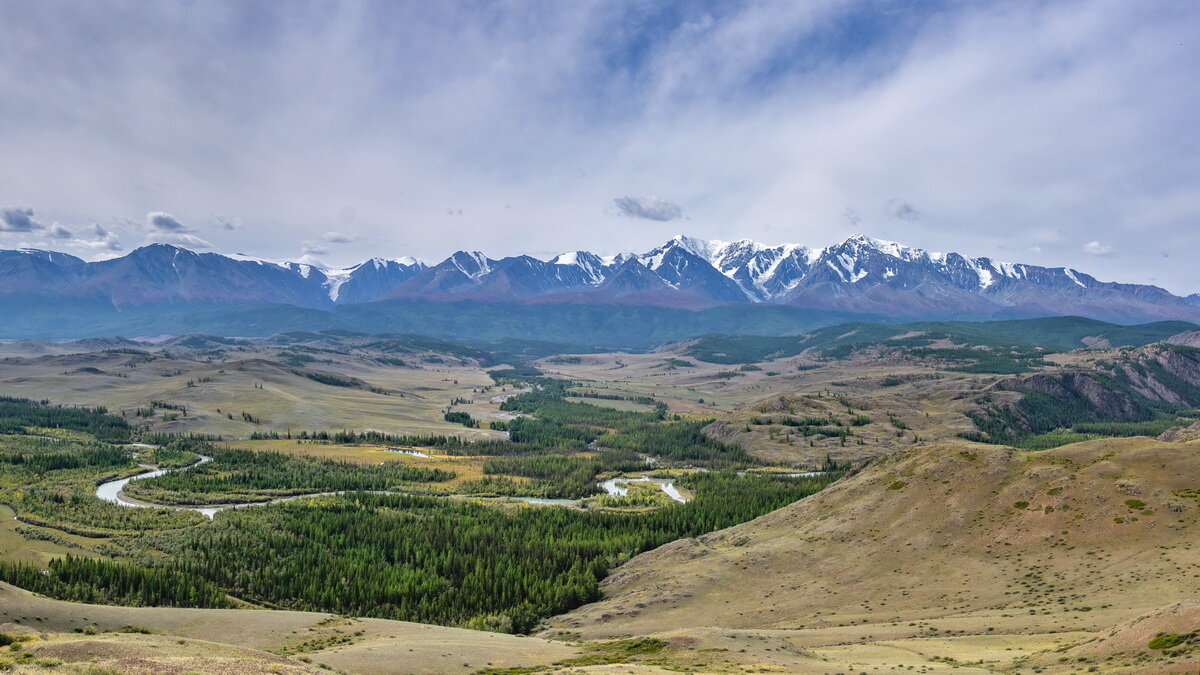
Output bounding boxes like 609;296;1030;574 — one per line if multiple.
0;505;102;566
5;631;321;674
220;438;491;486
546;437;1200;671
0;349;511;439
0;582;578;674
539;346;1013;467
1017;601;1200;673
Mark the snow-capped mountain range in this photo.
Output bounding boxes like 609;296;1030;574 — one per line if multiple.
2;235;1198;323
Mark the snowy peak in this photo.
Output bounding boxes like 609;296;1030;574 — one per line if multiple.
835;234;930;262
551;251;607;284
446;251;494;279
323;256;426;304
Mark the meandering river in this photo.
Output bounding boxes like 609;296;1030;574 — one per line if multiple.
95;448;689;518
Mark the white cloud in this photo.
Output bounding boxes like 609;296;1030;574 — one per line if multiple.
74;234;123;252
1082;241;1113;256
301;242;330;256
295;253;326;267
152;233;212;249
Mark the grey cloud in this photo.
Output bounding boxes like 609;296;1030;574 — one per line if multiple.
81;223;122;251
1;207;42;232
76;233;123;252
613;196;683;222
48;223;73;239
147;212;190;232
215;215;239;230
886;199;919;222
323;232;355;244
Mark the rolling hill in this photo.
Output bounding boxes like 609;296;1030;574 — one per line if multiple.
682;316;1200;364
546;437;1200;672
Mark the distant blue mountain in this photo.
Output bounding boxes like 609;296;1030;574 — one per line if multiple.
1;235;1197;325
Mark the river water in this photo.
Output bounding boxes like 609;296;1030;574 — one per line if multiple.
96;451;689;518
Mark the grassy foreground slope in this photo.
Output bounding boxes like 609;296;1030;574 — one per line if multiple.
547;437;1200;672
0;582;576;674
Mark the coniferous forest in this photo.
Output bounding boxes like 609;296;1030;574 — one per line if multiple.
0;395;844;633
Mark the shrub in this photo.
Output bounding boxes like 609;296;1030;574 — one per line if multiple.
1147;633;1185;650
443;411;476;428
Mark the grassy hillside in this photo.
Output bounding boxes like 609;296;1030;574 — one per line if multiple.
0;582;577;674
546;437;1200;671
0;341;508;439
0;297;872;346
683;316;1199;363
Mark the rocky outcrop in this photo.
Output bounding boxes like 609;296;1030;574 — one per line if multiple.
1167;330;1200;347
1000;371;1146;420
1157;420;1200;442
972;345;1200;441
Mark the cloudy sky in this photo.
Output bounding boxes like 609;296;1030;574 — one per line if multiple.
1;0;1197;292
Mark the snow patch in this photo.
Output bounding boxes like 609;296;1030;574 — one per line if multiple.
826;260;849;282
451;251;492;278
323;269;353;301
227;253;285;267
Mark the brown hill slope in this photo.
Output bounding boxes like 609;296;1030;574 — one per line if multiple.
1017;601;1200;673
548;437;1200;646
0;582;576;674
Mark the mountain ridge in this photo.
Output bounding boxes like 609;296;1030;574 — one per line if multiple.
2;234;1198;325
